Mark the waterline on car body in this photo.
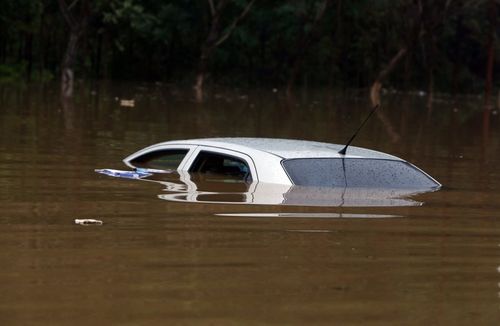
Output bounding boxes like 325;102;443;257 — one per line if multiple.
95;169;433;207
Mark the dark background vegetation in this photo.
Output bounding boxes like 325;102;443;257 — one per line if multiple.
0;0;498;99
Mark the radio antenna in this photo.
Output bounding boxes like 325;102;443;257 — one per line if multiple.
338;104;380;155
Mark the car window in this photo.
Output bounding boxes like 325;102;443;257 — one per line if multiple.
189;151;252;181
130;149;189;170
282;158;439;188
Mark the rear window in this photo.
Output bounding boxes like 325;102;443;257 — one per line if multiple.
282;158;439;189
130;149;188;170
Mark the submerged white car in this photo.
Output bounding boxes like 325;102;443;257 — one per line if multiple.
123;138;441;189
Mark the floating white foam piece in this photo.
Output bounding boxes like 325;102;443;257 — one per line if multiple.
75;219;103;226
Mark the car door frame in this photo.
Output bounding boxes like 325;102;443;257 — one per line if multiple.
180;145;258;182
124;144;198;170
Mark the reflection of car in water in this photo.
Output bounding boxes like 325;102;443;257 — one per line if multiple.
123;137;441;189
149;171;432;207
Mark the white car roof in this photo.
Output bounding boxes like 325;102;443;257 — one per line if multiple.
157;137;403;161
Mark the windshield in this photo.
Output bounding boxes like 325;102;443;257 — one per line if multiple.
282;158;440;189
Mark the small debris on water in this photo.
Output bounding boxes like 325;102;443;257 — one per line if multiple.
120;99;135;107
75;219;103;226
95;168;152;179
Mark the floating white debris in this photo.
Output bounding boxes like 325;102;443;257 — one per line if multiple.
75;219;103;226
119;99;135;107
95;168;152;179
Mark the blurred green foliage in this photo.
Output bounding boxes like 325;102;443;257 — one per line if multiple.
0;0;497;92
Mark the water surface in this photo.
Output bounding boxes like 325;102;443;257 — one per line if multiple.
0;83;499;325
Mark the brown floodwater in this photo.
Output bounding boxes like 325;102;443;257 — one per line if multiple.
0;82;499;325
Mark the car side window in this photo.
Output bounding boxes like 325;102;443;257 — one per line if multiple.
130;149;189;170
189;151;252;181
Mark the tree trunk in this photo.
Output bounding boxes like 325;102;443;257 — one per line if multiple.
369;0;430;106
61;31;80;98
194;2;222;102
195;48;211;102
194;0;256;101
329;0;343;87
95;32;102;79
368;46;409;143
484;0;497;108
0;39;4;64
370;47;408;106
426;67;434;113
58;0;90;98
497;89;500;110
38;8;46;80
286;57;303;96
425;33;437;113
286;0;331;95
24;31;33;82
